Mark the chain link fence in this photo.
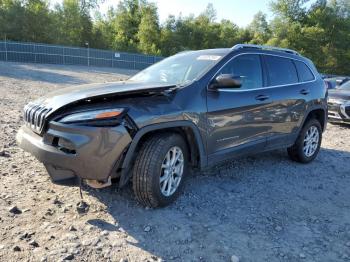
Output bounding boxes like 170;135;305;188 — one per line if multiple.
0;40;163;70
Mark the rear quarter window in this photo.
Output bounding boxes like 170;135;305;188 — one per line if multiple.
294;60;315;82
264;55;298;86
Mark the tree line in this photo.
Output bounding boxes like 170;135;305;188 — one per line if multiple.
0;0;349;75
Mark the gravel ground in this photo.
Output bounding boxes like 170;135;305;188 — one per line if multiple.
0;61;350;262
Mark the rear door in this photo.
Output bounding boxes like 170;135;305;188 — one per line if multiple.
262;55;311;149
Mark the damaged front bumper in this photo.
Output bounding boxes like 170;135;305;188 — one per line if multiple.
16;121;132;185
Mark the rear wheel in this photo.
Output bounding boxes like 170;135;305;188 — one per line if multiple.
132;133;188;207
287;118;322;163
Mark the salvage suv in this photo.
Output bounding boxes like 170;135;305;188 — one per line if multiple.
17;44;327;207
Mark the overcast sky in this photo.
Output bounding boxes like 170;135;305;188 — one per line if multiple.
51;0;273;27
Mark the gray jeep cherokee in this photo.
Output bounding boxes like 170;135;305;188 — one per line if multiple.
17;44;328;207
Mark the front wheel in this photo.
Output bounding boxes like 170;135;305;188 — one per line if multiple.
287;118;322;163
132;133;189;207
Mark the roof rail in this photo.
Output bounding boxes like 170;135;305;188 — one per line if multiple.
177;50;193;54
232;44;300;56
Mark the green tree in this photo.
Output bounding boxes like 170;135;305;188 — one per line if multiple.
0;0;54;43
0;0;26;40
137;2;160;54
112;0;143;52
53;0;95;46
160;15;184;56
270;0;310;21
248;11;271;44
1;0;350;75
269;0;350;74
23;0;54;42
92;9;116;49
218;19;240;47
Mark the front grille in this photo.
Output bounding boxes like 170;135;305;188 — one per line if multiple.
23;103;52;134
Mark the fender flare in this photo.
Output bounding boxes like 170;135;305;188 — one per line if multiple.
119;120;207;187
299;105;328;132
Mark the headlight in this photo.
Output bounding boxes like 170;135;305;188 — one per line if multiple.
59;108;125;125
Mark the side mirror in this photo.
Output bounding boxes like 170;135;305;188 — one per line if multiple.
210;74;242;89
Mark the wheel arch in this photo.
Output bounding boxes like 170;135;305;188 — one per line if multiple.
118;121;207;187
302;106;327;132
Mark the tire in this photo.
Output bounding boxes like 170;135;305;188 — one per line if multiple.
287;118;322;163
132;133;189;208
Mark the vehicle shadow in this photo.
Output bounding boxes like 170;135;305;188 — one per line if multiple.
329;122;350;129
83;146;350;261
0;61;137;84
0;62;86;84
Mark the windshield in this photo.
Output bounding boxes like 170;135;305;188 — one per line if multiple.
339;81;350;90
129;51;225;86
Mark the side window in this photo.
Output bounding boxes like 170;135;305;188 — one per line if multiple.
217;54;263;89
294;60;315;82
265;56;298;86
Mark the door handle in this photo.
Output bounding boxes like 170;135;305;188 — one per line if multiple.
300;89;310;95
255;94;269;101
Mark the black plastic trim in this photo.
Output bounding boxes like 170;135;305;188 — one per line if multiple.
118;121;207;187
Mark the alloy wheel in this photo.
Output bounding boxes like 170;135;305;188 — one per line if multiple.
303;125;320;157
159;146;184;197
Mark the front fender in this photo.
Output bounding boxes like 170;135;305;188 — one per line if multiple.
118;120;207;187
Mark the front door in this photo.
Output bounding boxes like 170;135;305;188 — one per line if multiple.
206;54;274;164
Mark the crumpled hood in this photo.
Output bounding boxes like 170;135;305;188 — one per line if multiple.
33;81;176;112
328;89;350;101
